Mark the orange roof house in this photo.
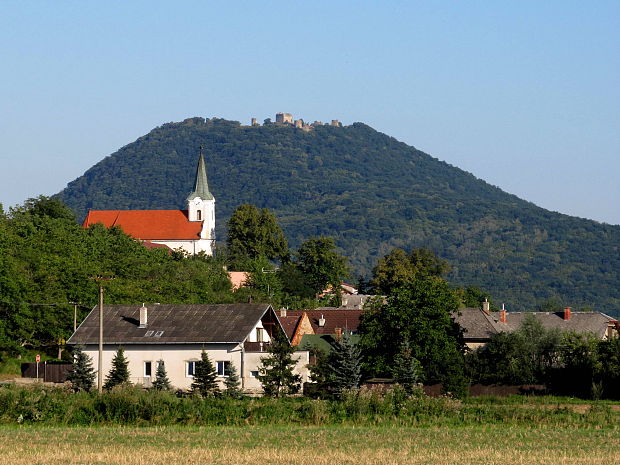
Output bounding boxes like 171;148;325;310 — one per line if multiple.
82;150;216;255
278;308;363;346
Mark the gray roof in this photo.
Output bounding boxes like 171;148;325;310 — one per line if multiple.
453;308;616;341
186;153;214;201
497;311;615;339
452;307;503;341
67;303;272;345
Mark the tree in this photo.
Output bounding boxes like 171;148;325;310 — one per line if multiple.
305;345;332;397
10;196;76;222
104;347;130;389
226;204;289;268
371;248;450;295
392;338;422;395
191;350;220;397
597;337;620;400
65;346;96;392
296;237;349;295
467;314;562;386
458;286;494;309
245;256;283;301
257;328;301;397
327;332;362;398
358;276;467;396
151;359;171;391
223;363;243;398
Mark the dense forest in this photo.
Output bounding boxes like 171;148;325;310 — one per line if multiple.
56;117;620;315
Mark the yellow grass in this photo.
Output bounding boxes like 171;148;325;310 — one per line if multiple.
1;425;618;465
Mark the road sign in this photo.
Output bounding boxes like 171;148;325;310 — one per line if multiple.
35;354;40;363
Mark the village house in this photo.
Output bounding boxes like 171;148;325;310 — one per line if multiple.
82;150;216;256
278;307;363;347
454;301;619;350
67;303;309;392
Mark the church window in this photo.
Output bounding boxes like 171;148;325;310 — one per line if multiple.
197;210;202;221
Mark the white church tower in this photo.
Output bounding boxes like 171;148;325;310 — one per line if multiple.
186;147;216;255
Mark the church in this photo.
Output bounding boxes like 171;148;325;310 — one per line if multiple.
83;151;216;255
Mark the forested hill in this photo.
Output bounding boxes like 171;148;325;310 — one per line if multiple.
57;117;620;315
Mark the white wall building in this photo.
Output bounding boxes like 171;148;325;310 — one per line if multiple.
82;150;216;256
67;303;309;393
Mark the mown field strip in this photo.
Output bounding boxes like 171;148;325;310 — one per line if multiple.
0;424;617;465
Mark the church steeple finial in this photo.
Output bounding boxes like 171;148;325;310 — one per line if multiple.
187;147;214;201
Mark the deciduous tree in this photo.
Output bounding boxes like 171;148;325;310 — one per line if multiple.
371;248;450;295
296;237;349;295
226;204;289;268
359;276;467;397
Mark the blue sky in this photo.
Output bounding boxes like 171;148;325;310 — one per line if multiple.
1;1;618;224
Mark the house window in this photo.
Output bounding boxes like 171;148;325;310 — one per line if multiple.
144;361;152;377
250;370;259;378
216;361;231;377
256;327;265;342
186;361;196;377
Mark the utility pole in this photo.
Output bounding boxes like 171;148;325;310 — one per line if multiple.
89;276;115;393
72;302;78;332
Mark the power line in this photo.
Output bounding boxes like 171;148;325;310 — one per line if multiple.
0;299;91;308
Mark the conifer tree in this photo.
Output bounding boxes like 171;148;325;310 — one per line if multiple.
257;328;301;397
103;347;130;390
393;338;422;395
223;363;243;398
66;346;96;392
328;331;362;398
191;350;219;397
151;359;171;391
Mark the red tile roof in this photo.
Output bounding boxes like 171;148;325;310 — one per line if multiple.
83;210;202;240
281;308;363;336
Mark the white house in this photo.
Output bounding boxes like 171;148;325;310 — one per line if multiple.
82;150;216;256
67;303;309;393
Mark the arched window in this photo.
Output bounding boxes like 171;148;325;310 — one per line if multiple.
197;210;202;221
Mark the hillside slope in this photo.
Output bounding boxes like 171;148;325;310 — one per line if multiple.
57;117;620;315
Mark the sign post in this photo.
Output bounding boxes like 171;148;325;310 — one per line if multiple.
35;354;40;379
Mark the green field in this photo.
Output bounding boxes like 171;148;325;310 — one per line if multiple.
0;424;617;465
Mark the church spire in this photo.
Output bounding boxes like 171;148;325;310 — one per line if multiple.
187;146;214;201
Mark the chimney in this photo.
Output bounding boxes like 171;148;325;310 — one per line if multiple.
334;327;342;340
563;307;572;321
318;315;326;327
280;307;287;318
139;303;148;328
499;303;507;324
482;298;490;314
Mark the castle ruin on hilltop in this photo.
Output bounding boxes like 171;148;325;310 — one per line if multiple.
250;113;342;131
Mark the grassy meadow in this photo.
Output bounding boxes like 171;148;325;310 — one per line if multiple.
0;424;617;465
0;385;618;464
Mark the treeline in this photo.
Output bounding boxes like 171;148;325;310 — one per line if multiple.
0;198;350;358
55;117;620;315
0;197;237;357
466;316;620;399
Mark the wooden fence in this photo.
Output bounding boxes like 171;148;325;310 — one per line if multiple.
20;362;72;383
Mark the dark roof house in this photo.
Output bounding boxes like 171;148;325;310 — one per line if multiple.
454;305;618;349
68;303;280;345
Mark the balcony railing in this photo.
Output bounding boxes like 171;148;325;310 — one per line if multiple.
244;341;271;352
